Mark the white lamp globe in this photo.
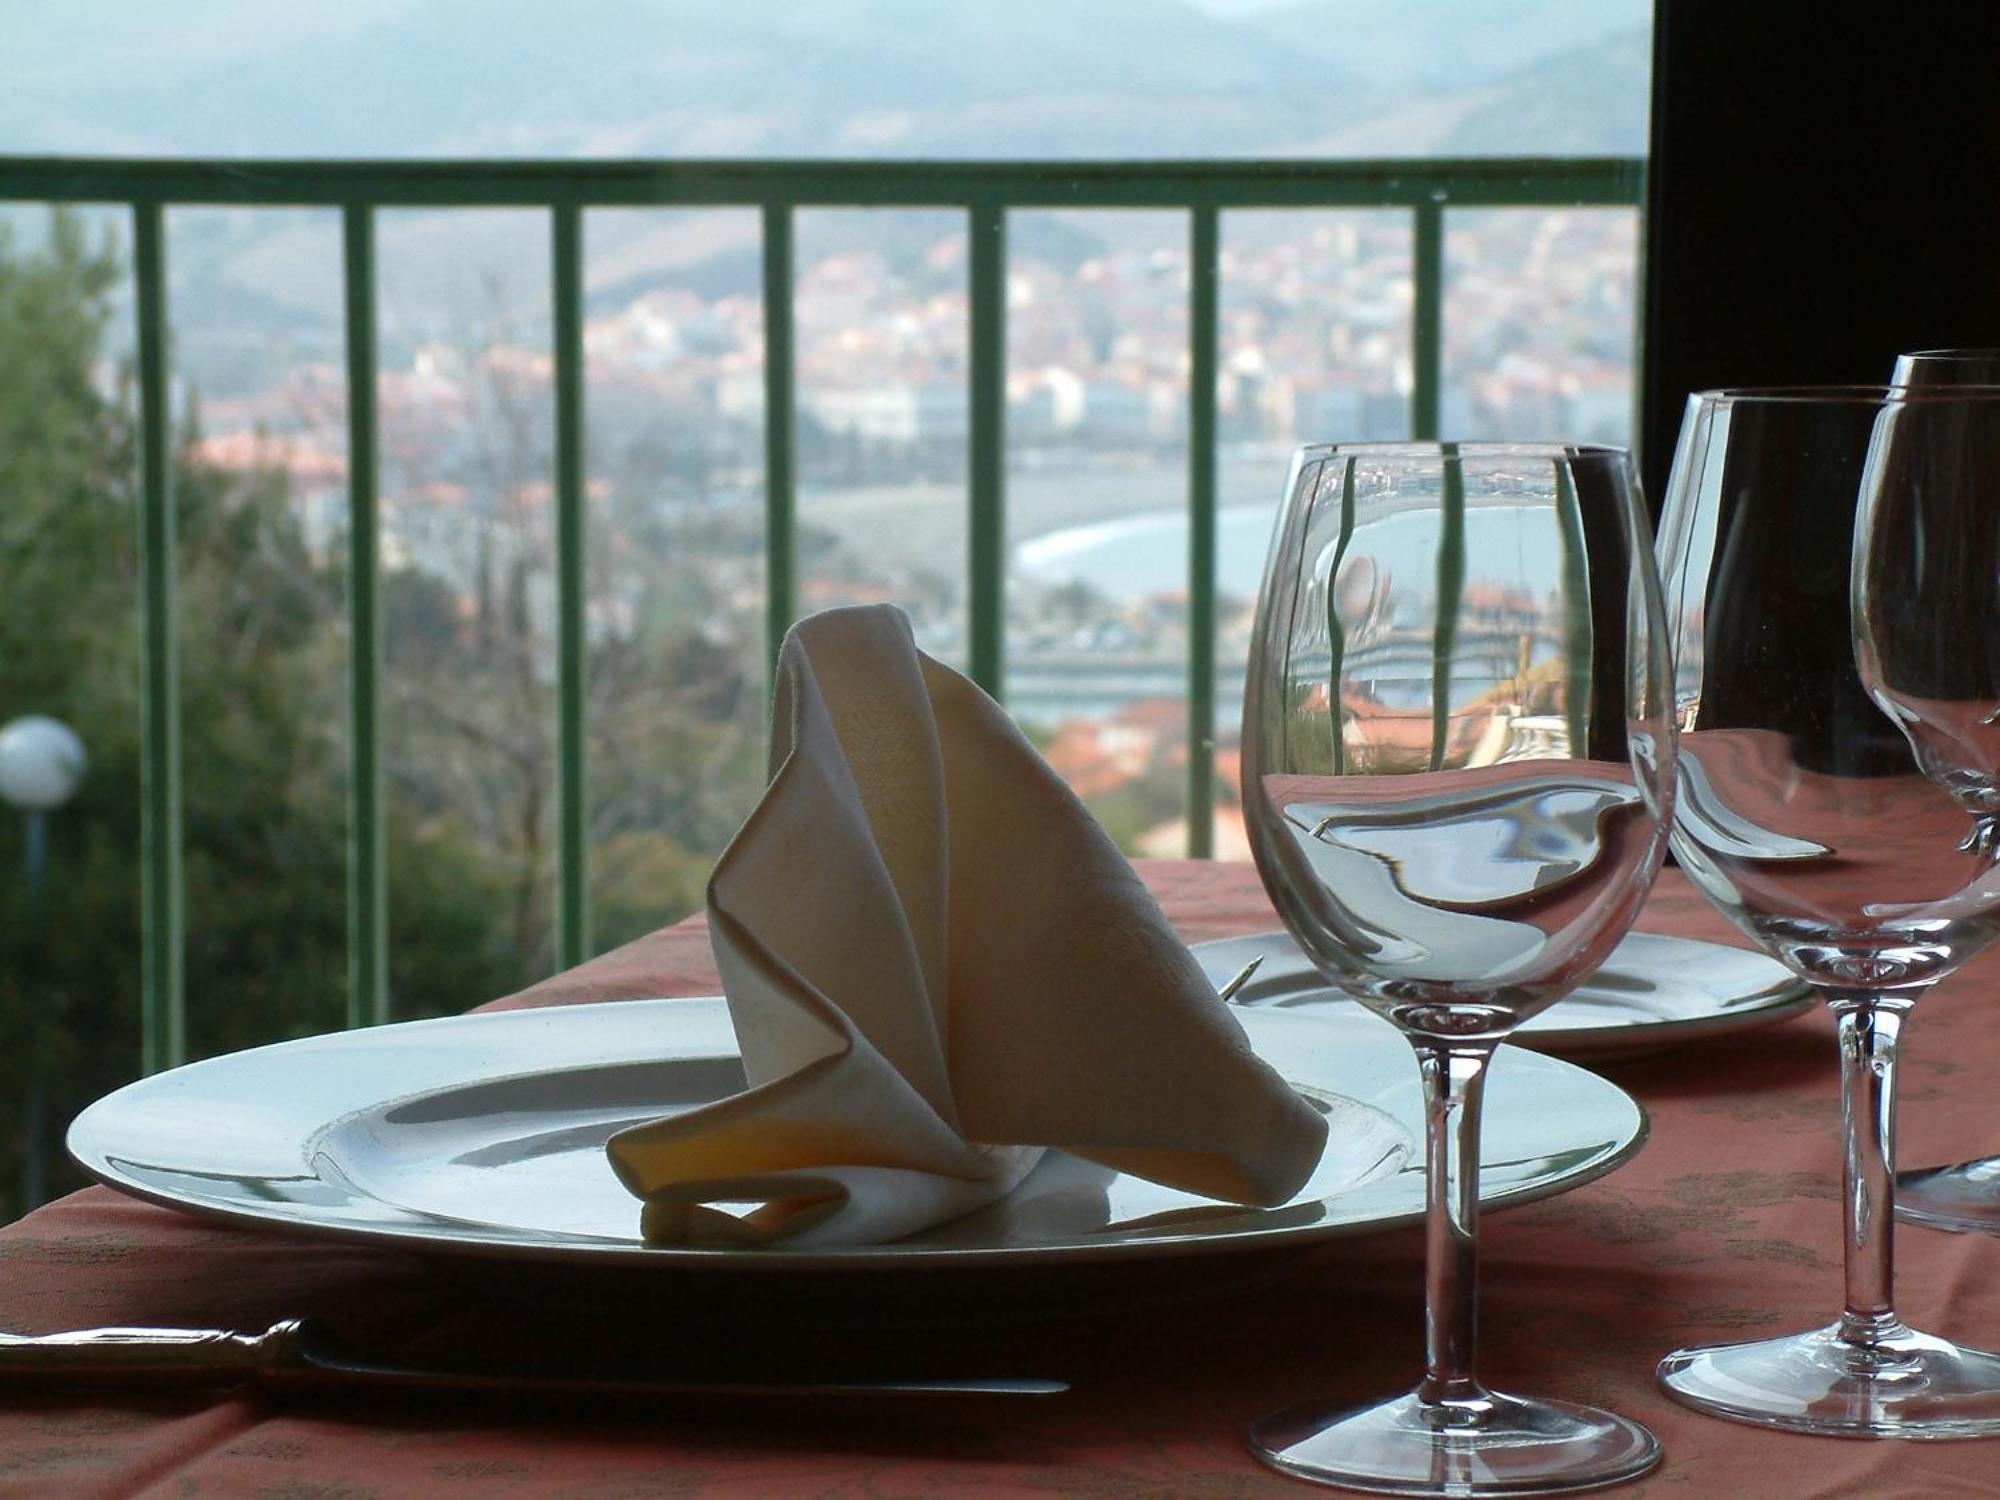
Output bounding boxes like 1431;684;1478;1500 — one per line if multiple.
0;716;87;811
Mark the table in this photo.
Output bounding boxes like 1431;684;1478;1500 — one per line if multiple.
2;862;1998;1498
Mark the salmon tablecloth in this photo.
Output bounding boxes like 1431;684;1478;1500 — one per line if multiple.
3;862;1999;1499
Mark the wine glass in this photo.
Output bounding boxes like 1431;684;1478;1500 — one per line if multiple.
1242;442;1674;1495
1654;387;2000;1435
1895;348;2000;387
1883;351;2000;1237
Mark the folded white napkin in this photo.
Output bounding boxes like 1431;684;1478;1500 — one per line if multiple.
606;604;1327;1247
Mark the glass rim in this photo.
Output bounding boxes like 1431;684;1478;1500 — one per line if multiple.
1691;384;2000;404
1293;440;1630;461
1899;347;2000;360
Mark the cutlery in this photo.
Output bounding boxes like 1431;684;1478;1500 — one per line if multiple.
1216;953;1264;1002
0;1319;1067;1401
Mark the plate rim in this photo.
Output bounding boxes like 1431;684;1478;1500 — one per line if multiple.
69;997;1648;1273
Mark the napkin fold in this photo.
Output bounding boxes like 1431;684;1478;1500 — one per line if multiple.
606;604;1327;1247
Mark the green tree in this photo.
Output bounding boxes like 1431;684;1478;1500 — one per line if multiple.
0;213;518;1212
0;209;777;1220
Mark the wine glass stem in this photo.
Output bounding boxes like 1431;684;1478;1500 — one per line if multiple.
1827;991;1916;1345
1413;1037;1498;1407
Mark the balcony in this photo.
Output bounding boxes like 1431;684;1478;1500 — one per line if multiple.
0;154;1644;1123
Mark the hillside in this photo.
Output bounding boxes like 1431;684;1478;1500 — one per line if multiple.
1248;0;1648;91
1277;27;1650;158
2;0;1358;159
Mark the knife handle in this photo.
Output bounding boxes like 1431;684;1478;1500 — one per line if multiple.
0;1319;308;1389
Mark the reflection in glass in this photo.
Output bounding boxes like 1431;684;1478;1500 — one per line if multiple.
1655;387;2000;1436
1243;443;1673;1495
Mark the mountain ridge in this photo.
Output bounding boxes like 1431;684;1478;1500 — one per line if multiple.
3;0;1643;160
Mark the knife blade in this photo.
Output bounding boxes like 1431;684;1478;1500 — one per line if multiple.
0;1320;1067;1400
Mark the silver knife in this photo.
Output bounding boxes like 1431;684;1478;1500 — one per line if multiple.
0;1320;1066;1400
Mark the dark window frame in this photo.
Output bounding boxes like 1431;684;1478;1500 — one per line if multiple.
1640;0;2000;510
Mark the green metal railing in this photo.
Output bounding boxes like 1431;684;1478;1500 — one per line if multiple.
0;154;1645;1068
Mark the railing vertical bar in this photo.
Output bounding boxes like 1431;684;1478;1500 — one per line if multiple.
341;205;388;1027
1323;456;1360;775
1551;459;1594;753
1628;186;1649;472
1411;199;1445;440
1430;443;1466;771
967;202;1007;698
761;203;797;682
552;203;590;969
132;201;184;1073
1185;206;1220;859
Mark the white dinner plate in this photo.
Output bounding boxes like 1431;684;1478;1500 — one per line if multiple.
1195;930;1812;1061
70;999;1644;1273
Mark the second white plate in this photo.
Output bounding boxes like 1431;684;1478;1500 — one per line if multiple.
1194;929;1812;1060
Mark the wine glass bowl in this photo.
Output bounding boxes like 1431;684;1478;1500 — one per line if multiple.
1856;391;2000;854
1878;352;2000;1234
1894;348;2000;387
1653;386;2000;1436
1242;442;1673;1495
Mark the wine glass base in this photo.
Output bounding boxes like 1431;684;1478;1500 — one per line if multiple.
1249;1386;1661;1496
1658;1320;2000;1437
1897;1157;2000;1235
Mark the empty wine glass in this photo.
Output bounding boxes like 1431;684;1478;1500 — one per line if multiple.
1884;351;2000;1237
1895;348;2000;387
1242;442;1674;1495
1654;386;2000;1436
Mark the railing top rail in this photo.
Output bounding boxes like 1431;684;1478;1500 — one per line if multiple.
0;155;1644;209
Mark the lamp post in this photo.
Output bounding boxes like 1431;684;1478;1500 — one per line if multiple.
0;716;87;1214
